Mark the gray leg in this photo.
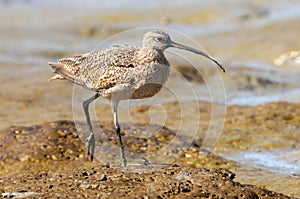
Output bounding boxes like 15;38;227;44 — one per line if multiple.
112;101;127;166
83;93;100;161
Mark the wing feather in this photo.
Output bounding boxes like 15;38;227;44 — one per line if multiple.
48;45;139;91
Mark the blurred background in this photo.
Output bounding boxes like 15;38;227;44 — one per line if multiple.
0;0;300;128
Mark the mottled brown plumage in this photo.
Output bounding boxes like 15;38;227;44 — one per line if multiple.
48;30;224;166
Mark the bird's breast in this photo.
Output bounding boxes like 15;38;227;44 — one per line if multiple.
116;48;171;100
129;61;170;99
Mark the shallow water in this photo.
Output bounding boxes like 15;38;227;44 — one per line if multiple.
1;0;300;197
223;150;300;176
221;150;300;197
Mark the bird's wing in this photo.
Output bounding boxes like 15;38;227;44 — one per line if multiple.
49;45;139;91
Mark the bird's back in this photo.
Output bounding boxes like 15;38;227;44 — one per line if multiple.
49;44;170;99
49;45;139;90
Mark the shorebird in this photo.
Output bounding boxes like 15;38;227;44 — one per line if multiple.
48;30;225;166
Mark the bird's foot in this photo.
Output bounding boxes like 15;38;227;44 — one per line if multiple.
86;133;95;161
141;157;150;166
121;155;127;166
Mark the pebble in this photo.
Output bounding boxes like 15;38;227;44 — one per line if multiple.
2;192;38;198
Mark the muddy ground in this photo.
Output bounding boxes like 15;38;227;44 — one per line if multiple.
1;102;299;198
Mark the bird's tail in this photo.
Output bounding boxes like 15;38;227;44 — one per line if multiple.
48;73;65;81
48;62;85;87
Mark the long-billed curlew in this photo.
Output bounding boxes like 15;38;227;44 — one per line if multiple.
48;30;225;166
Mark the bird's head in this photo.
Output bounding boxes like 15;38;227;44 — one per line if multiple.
142;30;172;50
142;30;225;73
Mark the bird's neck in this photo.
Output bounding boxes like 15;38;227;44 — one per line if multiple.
137;47;166;65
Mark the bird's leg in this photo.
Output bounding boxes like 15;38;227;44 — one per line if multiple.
83;93;100;161
112;101;127;166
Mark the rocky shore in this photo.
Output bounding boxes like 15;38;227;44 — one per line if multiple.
1;102;299;198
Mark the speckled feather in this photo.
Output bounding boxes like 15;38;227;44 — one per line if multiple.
49;36;170;99
49;30;224;101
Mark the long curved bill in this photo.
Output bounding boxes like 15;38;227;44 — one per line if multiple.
171;41;225;73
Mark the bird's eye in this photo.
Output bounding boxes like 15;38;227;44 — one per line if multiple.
155;37;163;42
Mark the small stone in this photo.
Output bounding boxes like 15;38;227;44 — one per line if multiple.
79;184;91;189
82;171;89;176
99;174;107;181
79;184;99;189
185;153;192;158
19;155;30;162
175;172;190;180
51;155;57;160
